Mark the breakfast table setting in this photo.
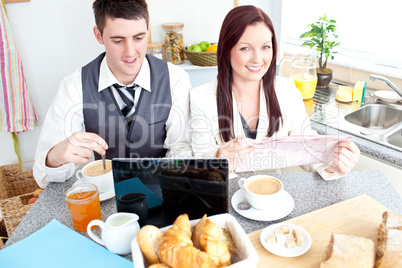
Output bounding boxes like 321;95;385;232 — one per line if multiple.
2;168;402;267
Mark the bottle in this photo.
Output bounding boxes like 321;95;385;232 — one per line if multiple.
162;23;184;64
146;42;163;59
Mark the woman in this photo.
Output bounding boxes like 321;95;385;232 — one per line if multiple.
190;5;360;179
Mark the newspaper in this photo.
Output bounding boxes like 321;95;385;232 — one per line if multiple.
235;135;353;172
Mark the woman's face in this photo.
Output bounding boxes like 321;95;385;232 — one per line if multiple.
230;22;273;85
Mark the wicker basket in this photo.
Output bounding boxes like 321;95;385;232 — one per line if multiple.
0;193;34;238
0;218;7;249
0;161;39;239
183;49;217;66
0;162;38;200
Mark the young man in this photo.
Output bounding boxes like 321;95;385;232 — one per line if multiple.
33;0;192;188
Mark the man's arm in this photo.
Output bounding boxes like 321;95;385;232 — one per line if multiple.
164;64;193;158
33;69;107;187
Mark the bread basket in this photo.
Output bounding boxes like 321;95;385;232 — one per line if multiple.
183;45;217;66
131;213;258;267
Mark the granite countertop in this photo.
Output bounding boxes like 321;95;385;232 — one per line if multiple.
5;171;402;261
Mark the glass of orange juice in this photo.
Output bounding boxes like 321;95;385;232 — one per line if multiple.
65;183;102;232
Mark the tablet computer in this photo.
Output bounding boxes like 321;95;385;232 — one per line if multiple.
112;158;229;227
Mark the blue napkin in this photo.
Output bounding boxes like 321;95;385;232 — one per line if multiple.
0;219;132;267
114;177;163;208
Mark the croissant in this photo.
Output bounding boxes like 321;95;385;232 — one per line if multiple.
192;215;232;267
158;214;216;268
148;264;170;268
137;225;164;265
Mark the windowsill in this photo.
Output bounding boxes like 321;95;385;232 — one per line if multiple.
281;43;402;80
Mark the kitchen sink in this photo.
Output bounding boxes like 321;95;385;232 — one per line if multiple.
337;104;402;151
344;104;402;129
387;127;402;148
305;82;402;152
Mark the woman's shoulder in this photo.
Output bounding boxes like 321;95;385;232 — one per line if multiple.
274;76;303;99
190;79;218;99
274;76;299;92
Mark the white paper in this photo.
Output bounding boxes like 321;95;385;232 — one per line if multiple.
235;135;353;172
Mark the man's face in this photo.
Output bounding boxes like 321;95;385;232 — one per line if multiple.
94;17;148;85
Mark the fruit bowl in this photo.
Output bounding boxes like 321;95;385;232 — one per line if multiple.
183;44;217;66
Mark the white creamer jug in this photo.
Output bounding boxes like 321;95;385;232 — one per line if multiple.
87;212;140;255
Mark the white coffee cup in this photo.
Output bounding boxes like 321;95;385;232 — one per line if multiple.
238;175;284;210
76;160;113;193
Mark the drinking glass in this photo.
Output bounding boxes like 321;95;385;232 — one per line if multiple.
279;53;318;99
65;183;102;232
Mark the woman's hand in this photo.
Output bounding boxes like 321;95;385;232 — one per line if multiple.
325;141;360;175
46;131;108;168
216;137;254;173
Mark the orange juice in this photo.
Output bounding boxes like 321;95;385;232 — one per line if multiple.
292;74;318;100
65;184;102;232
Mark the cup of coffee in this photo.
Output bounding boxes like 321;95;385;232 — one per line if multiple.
238;175;283;210
76;160;113;193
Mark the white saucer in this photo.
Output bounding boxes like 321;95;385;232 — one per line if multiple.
231;190;294;221
260;223;312;257
374;90;402;103
72;181;115;202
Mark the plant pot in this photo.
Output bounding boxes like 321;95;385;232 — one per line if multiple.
316;69;333;88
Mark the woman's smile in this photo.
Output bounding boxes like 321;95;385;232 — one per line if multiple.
246;65;263;73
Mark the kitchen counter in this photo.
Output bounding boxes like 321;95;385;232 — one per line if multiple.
305;82;402;167
4;171;402;261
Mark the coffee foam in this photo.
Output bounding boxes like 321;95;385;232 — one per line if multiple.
83;160;112;177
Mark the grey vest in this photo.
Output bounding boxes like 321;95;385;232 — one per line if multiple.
82;53;171;160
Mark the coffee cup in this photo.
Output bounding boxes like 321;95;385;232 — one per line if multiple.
238;175;283;210
76;160;113;193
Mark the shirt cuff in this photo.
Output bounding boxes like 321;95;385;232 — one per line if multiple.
312;163;345;181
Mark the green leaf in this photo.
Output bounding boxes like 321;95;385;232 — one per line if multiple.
299;14;340;62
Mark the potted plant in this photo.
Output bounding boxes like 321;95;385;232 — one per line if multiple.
299;14;340;88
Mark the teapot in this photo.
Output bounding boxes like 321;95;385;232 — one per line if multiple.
87;212;140;255
279;53;318;100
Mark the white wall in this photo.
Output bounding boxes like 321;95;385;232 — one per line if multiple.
0;0;279;166
1;0;103;166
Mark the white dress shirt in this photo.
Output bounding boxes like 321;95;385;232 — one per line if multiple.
33;56;192;188
190;76;342;180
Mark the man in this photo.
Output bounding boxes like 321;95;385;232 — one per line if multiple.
33;0;192;188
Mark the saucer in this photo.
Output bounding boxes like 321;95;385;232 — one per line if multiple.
374;90;402;103
260;223;312;257
72;181;115;202
231;190;294;221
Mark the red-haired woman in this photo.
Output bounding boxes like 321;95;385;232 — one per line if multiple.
190;5;360;179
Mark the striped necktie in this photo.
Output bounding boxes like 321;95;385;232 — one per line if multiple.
113;83;138;122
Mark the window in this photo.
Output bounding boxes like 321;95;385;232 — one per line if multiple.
281;0;402;79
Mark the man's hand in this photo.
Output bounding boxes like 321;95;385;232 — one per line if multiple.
46;132;108;168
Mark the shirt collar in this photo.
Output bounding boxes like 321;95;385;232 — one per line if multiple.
98;56;151;92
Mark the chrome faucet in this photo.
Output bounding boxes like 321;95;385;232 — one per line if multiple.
369;74;402;98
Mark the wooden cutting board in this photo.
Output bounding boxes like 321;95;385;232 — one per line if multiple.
247;195;391;267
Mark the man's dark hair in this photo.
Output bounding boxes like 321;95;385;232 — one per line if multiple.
93;0;149;34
